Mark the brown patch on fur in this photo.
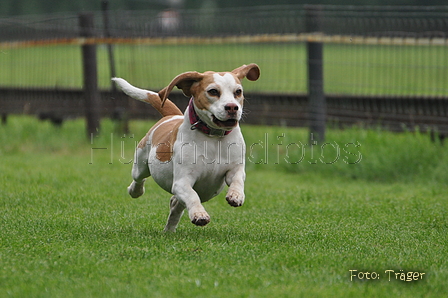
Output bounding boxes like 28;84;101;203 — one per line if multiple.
136;94;183;151
144;93;182;117
137;115;180;149
150;116;183;162
137;132;151;149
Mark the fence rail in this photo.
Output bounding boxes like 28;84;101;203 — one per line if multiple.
1;87;446;135
0;5;447;139
3;33;448;49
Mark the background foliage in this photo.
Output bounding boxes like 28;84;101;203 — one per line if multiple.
1;0;448;17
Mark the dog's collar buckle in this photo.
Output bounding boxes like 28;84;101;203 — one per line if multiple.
208;127;227;137
190;121;201;130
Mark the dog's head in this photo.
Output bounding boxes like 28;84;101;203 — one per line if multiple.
159;64;260;130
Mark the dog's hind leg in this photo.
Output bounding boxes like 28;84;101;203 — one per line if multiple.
164;196;185;232
128;145;151;198
128;179;147;198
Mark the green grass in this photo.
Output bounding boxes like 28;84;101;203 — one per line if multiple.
242;124;448;183
0;116;447;297
1;42;447;96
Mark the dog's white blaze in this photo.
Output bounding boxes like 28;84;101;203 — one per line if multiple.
212;73;241;96
212;73;243;106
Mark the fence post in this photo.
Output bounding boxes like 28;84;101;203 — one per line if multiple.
101;0;117;90
102;0;129;134
305;5;326;143
79;12;101;138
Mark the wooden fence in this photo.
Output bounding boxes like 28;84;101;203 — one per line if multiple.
1;5;447;140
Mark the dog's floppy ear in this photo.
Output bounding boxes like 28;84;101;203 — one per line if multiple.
159;71;204;106
231;63;260;81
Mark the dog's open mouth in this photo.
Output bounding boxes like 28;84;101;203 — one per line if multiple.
212;116;238;128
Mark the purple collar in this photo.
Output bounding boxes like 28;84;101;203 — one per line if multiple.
188;98;232;137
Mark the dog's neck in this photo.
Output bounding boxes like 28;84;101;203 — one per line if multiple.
188;98;232;137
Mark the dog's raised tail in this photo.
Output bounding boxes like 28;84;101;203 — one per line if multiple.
112;78;182;117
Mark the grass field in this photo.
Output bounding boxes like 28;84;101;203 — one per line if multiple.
1;42;447;96
0;116;447;297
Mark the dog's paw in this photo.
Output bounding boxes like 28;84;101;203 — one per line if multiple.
127;180;145;198
226;189;245;207
190;212;210;226
163;225;177;233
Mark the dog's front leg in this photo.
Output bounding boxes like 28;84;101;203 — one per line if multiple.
172;179;210;227
225;165;246;207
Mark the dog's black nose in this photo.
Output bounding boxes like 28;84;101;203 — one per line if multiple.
225;103;239;113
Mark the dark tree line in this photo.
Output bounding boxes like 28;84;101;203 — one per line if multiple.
1;0;447;17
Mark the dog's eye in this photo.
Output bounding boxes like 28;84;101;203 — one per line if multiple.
234;89;242;97
207;89;220;97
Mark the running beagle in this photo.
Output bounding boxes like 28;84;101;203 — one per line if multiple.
112;64;260;231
